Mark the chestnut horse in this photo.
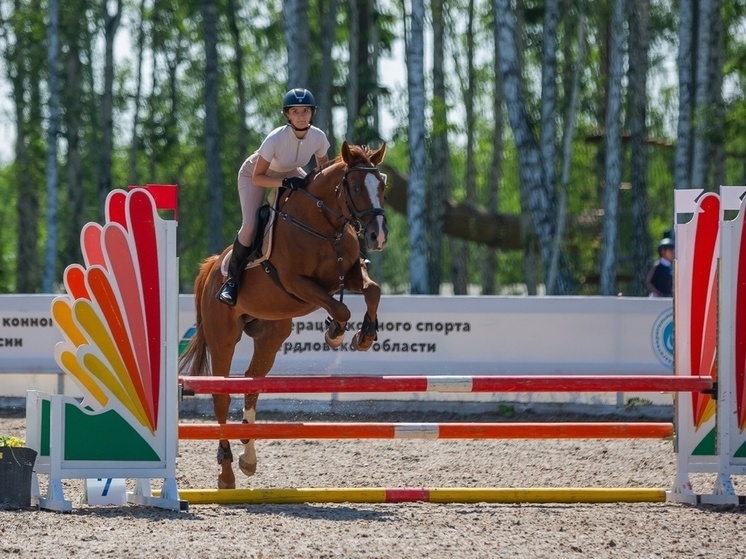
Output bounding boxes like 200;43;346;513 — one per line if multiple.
178;141;387;489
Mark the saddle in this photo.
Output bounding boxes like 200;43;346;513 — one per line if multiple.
220;201;277;276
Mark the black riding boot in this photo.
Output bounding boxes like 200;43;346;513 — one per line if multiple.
216;238;252;306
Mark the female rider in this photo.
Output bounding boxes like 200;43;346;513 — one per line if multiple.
217;88;331;306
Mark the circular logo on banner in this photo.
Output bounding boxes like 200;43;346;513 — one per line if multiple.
651;307;674;369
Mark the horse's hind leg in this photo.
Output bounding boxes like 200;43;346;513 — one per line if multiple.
239;318;293;477
201;299;243;489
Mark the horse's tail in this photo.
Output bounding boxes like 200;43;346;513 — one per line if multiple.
178;256;217;377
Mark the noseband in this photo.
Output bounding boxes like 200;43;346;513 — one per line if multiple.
339;165;387;233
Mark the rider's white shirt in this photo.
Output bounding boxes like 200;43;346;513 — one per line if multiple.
250;125;330;174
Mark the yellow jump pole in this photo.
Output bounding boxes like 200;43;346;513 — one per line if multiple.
157;487;666;505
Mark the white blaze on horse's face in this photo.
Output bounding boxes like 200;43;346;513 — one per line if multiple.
364;171;387;250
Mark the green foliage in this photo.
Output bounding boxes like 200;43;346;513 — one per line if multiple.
626;397;653;406
496;403;515;418
0;166;16;292
1;0;746;296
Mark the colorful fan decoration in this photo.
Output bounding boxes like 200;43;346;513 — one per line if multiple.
52;189;163;435
736;200;746;432
689;193;719;430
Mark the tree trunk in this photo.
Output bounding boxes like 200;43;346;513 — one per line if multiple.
97;0;122;221
628;0;651;297
690;0;715;190
674;0;694;193
203;0;223;253
494;0;574;294
451;0;479;295
428;0;450;294
43;0;60;292
346;0;360;142
483;0;506;295
11;0;44;292
128;0;146;187
284;0;309;88
226;0;248;161
316;0;339;138
599;0;625;296
61;4;84;268
406;0;428;293
549;3;584;294
540;0;559;210
540;0;560;294
707;0;724;190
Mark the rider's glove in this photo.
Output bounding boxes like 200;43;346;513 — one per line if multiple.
282;177;304;191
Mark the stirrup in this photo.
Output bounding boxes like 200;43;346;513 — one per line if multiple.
216;279;238;306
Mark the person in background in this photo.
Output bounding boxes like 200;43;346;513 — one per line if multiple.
216;88;330;306
646;238;674;297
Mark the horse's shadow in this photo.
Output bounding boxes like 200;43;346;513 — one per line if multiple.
230;503;398;521
60;503;396;522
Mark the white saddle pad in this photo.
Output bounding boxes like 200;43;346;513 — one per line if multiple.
220;196;279;276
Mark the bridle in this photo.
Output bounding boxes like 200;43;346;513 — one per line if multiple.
338;165;387;233
274;164;386;239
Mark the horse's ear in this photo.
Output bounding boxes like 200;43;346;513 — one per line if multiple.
371;142;386;166
341;140;352;164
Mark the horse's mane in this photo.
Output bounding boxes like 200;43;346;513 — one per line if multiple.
306;144;376;184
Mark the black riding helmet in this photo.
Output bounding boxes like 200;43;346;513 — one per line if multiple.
283;88;316;114
283;88;316;132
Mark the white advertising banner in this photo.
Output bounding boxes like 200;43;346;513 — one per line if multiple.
214;295;674;376
1;294;673;394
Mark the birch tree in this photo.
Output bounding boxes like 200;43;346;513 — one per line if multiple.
628;0;651;296
540;0;560;294
599;0;625;296
203;0;223;253
547;2;584;294
316;0;339;137
483;0;505;295
674;0;694;192
346;0;360;141
494;0;574;294
449;0;479;295
690;0;716;190
709;0;725;189
60;0;86;268
406;0;428;293
429;0;450;293
43;0;60;292
96;0;122;220
227;0;248;160
284;0;310;88
128;0;147;186
8;0;44;292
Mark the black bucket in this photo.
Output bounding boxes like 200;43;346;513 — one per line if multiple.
0;446;37;509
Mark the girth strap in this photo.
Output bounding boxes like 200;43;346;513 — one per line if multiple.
260;261;306;304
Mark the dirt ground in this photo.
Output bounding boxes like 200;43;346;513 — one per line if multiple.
2;408;746;559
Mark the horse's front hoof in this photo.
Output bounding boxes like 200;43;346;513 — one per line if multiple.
239;454;257;477
324;318;346;348
351;331;373;351
325;331;345;348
